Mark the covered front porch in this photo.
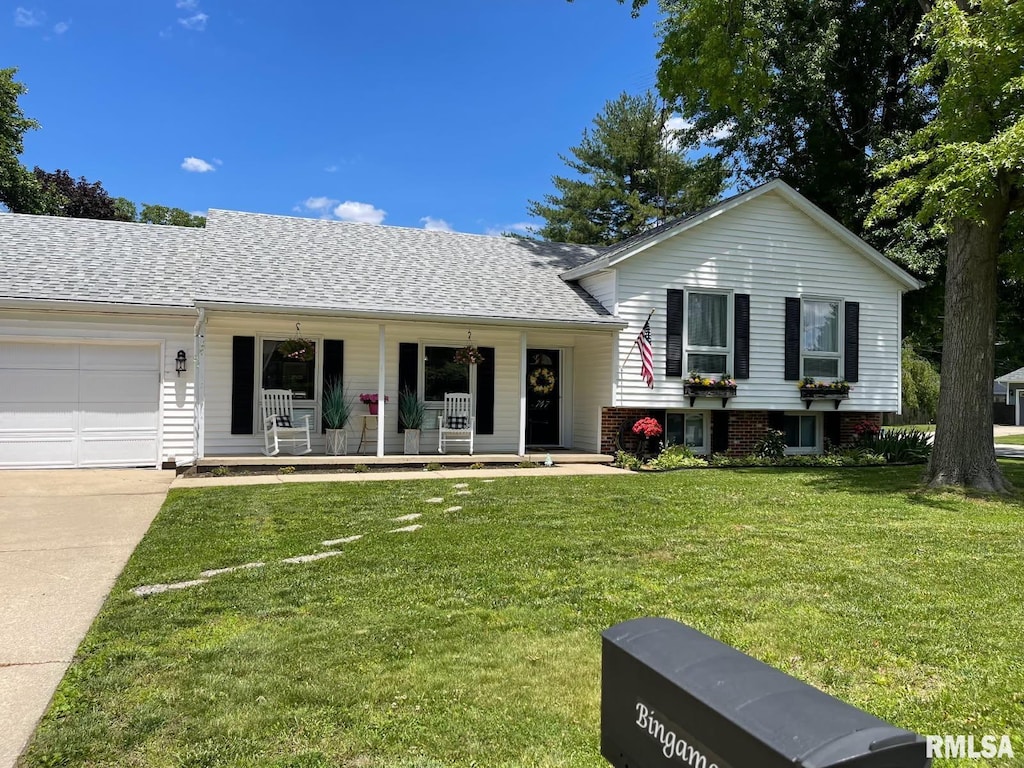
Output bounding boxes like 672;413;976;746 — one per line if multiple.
193;307;620;460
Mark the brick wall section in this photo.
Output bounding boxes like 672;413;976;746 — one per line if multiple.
839;412;883;446
720;411;769;456
600;407;654;455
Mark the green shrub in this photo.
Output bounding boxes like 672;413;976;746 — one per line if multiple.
613;450;642;470
753;428;786;459
469;462;485;470
858;429;932;463
353;464;369;473
517;460;540;469
210;466;231;477
425;462;444;472
278;466;296;474
398;387;426;431
322;378;353;429
648;444;708;469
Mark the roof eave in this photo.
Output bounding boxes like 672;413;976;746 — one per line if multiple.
193;300;627;330
0;296;197;316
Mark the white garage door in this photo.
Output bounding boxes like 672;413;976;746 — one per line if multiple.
0;342;160;468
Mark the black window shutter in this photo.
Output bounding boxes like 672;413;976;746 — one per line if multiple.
844;302;860;382
231;336;255;435
734;293;750;379
666;289;684;377
712;411;730;453
767;411;786;432
784;297;801;381
475;347;495;435
321;340;344;433
824;411;842;448
397;342;419;433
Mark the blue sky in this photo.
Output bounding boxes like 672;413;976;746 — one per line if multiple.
4;1;663;235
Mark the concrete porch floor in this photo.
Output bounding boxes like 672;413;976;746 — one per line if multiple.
193;450;613;473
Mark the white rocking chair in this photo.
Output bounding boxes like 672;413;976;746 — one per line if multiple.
438;392;475;455
261;389;312;456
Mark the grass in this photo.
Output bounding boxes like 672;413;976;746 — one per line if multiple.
23;463;1024;768
995;434;1024;445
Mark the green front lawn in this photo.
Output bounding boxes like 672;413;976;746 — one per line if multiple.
995;434;1024;445
24;465;1024;768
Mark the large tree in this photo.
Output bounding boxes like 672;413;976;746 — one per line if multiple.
872;0;1023;492
0;67;44;214
32;167;134;221
528;91;726;245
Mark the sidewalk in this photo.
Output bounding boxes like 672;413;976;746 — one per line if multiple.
171;462;630;490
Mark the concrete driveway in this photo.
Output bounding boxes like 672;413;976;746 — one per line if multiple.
0;469;173;768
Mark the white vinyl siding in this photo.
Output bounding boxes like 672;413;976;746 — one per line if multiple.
611;190;904;412
579;270;616;314
0;309;196;467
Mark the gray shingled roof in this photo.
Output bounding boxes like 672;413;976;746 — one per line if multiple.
996;366;1024;383
0;212;202;307
196;209;617;324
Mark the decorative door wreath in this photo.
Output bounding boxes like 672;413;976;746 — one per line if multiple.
529;367;556;394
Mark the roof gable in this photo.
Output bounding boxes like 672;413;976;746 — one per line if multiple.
561;180;922;291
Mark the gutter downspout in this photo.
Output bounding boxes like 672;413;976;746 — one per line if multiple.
193;308;207;463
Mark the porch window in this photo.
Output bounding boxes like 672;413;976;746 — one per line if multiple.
784;413;818;453
686;291;729;375
423;345;469;403
665;412;707;454
802;299;841;378
262;339;316;400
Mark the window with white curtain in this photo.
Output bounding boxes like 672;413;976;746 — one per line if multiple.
802;299;841;378
686;291;730;375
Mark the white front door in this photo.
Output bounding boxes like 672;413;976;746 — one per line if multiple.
0;341;161;468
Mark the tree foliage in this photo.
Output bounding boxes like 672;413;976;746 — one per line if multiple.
902;343;941;422
32;168;134;221
872;0;1023;492
645;0;930;234
139;204;206;228
528;91;726;245
0;67;44;214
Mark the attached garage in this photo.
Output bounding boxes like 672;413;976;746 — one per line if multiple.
0;341;161;469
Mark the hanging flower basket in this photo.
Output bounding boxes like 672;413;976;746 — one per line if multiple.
276;338;316;362
454;345;485;365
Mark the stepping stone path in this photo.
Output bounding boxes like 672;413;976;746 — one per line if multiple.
199;562;265;578
134;476;494;598
131;579;208;597
282;550;342;564
322;535;363;546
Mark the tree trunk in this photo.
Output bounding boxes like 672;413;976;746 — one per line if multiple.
924;194;1012;493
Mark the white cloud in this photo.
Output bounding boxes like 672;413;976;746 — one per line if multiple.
212;157;223;166
176;0;198;8
484;222;537;237
420;216;453;232
334;201;386;225
181;156;215;173
302;196;338;213
14;7;42;27
324;165;338;173
663;115;733;150
53;20;69;34
178;12;207;31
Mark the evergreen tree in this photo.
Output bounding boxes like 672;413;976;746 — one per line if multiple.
528;91;725;245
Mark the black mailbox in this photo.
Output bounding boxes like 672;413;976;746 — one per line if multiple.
602;617;930;768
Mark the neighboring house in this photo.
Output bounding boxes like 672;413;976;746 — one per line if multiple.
0;180;920;469
995;367;1024;425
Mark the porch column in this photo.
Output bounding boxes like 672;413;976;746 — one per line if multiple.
193;308;207;462
377;324;386;457
518;331;527;456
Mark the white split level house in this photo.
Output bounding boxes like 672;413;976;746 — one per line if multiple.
0;180;921;469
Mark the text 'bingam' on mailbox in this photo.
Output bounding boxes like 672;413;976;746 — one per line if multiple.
601;617;930;768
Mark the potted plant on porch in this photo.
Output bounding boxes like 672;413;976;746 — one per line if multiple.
399;387;426;454
323;378;353;455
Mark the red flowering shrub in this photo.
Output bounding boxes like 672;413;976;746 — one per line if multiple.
631;417;663;439
852;419;881;441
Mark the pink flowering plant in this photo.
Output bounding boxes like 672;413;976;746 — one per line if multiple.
631;417;663;439
358;393;390;405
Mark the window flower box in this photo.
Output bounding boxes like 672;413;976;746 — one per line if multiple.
798;378;851;409
683;374;737;408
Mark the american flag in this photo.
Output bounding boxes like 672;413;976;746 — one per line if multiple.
637;318;654;388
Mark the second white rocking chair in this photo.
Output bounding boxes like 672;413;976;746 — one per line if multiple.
438;392;475;455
